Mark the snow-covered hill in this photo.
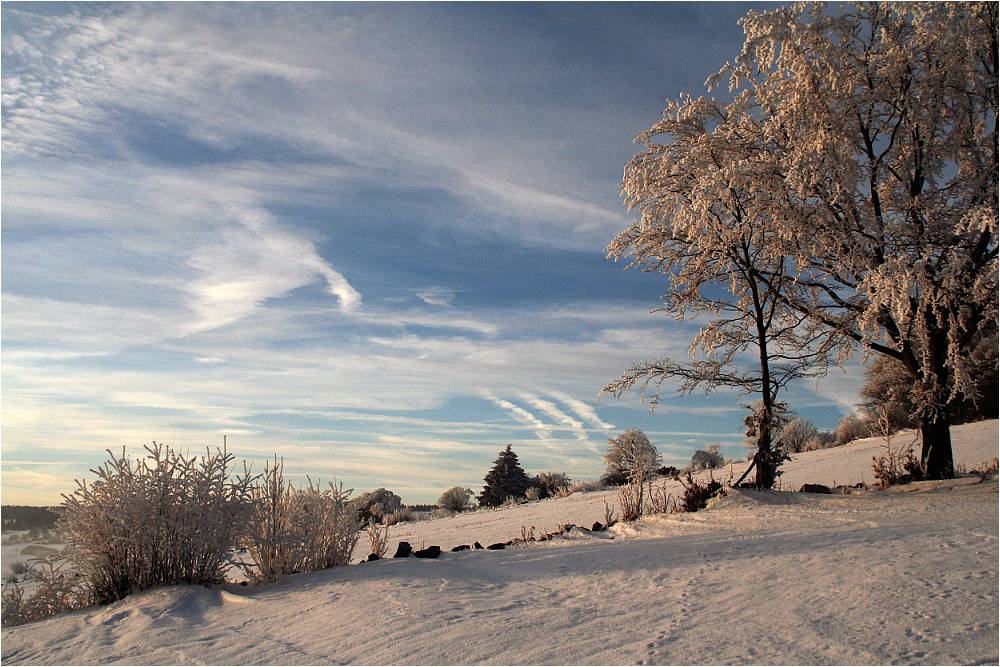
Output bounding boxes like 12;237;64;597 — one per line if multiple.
2;420;997;665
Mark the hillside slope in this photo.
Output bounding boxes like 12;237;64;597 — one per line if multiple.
2;420;997;665
353;419;999;561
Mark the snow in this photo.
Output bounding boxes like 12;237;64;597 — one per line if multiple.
2;420;997;665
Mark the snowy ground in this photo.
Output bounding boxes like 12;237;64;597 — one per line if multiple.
2;420;997;665
357;419;999;562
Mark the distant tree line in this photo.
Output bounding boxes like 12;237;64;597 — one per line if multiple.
1;506;60;531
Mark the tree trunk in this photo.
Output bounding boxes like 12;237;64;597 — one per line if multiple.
754;439;776;489
920;415;954;480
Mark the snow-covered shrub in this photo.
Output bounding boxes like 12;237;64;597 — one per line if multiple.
352;488;404;524
674;471;723;513
58;443;254;605
618;476;645;522
871;442;923;488
437;486;475;513
780;418;818;454
690;446;724;471
834;412;873;445
244;458;359;582
563;479;605;495
870;410;923;488
430;508;455;519
803;431;837;452
604;428;660;483
366;519;390;558
646;479;675;514
969;458;999;481
524;487;542;502
600;469;629;486
382;508;414;525
534;472;572;498
1;556;89;627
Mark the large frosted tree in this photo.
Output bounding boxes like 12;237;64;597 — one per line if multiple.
602;93;836;489
714;2;998;478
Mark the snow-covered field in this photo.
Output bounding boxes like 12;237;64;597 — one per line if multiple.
2;420;997;665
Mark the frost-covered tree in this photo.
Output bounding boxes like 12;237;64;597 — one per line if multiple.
533;471;572;498
862;334;999;428
710;2;998;478
780;417;819;455
690;445;724;471
437;486;475;513
479;445;532;507
351;488;403;524
602;86;835;489
603;428;661;484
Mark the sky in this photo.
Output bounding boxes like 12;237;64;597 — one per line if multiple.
0;2;866;506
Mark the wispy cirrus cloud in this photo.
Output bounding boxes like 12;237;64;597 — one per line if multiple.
479;389;554;444
549;389;616;431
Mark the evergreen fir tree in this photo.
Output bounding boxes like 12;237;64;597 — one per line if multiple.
478;444;532;507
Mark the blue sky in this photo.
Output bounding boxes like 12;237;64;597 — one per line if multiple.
1;2;864;505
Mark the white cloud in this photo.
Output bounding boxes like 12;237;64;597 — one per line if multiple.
415;288;455;308
520;392;588;441
184;204;361;333
479;389;553;444
549;389;616;431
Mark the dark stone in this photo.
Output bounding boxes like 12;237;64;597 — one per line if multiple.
413;545;441;559
473;541;484;550
451;544;471;552
367;553;381;562
591;522;605;532
562;524;576;532
799;483;833;494
393;541;412;558
854;482;866;488
486;542;506;550
240;581;248;586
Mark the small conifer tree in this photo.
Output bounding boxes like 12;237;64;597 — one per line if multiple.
479;445;532;507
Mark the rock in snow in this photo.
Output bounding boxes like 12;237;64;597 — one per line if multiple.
412;546;441;559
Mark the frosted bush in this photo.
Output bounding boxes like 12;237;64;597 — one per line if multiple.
59;443;254;605
351;488;403;523
437;486;475;513
534;472;571;498
244;458;359;582
366;519;390;558
690;446;724;471
834;412;874;445
618;476;644;522
382;508;414;525
1;555;91;627
561;479;605;496
524;487;542;502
